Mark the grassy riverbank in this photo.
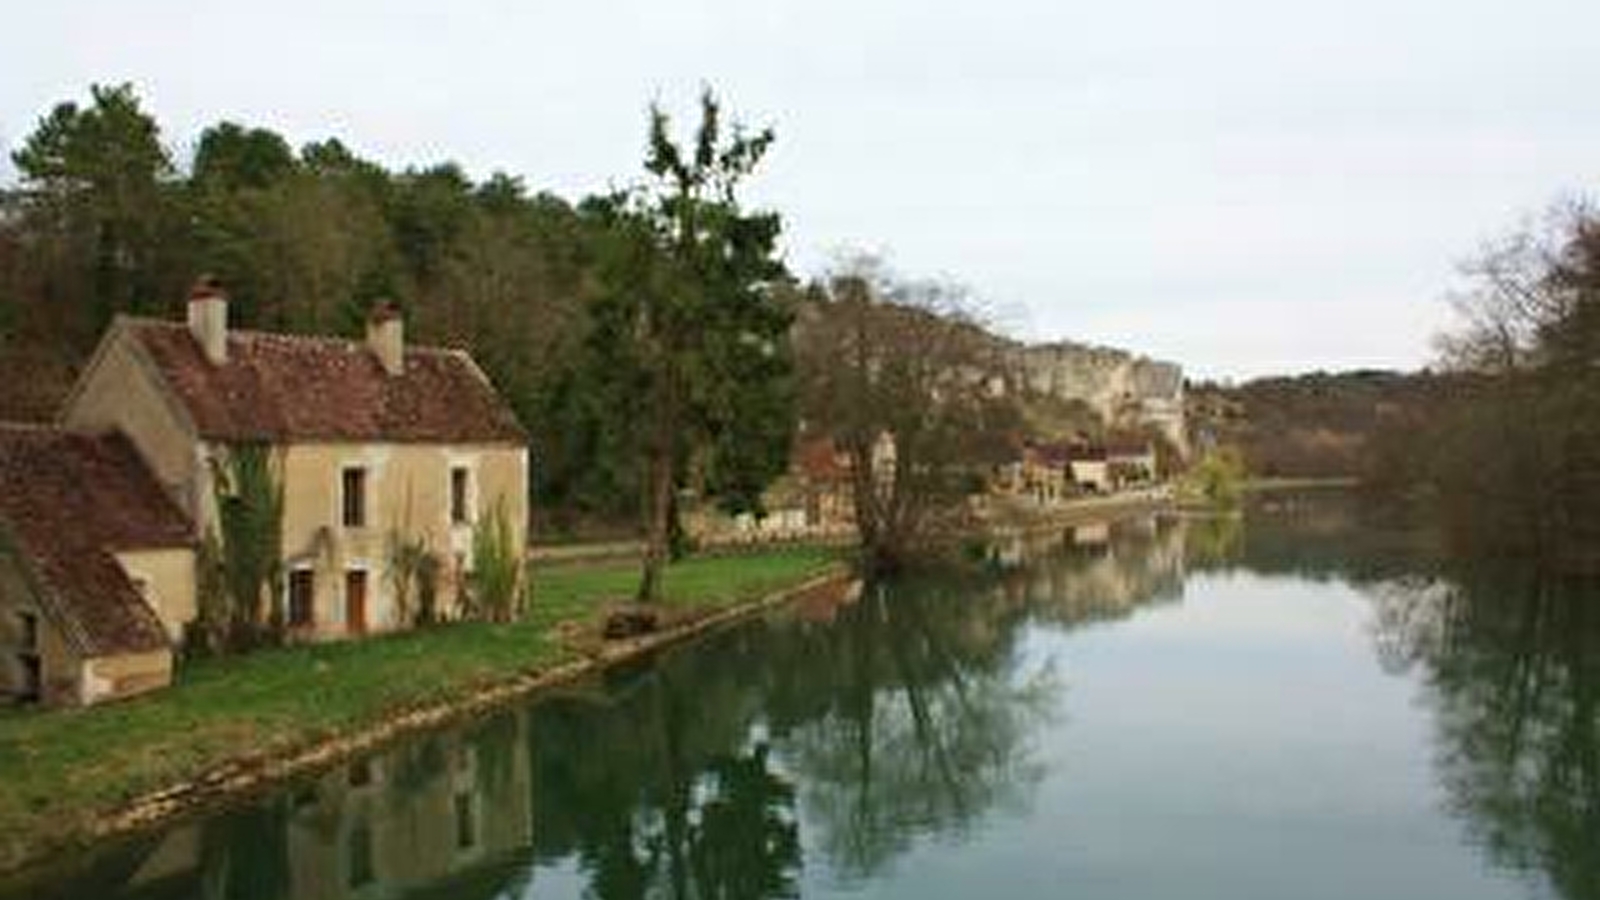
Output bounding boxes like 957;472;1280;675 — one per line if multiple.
0;548;841;872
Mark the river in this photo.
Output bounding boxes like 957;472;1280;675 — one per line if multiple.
7;495;1598;899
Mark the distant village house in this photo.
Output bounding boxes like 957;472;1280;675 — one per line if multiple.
999;433;1160;504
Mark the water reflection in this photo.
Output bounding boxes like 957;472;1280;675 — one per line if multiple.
776;578;1056;882
1371;569;1600;900
12;502;1600;899
32;713;537;900
1215;494;1600;900
988;515;1187;626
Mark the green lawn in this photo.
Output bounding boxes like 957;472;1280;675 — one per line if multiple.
0;547;840;871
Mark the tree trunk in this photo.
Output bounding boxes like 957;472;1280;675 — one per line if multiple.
638;444;673;602
638;379;677;603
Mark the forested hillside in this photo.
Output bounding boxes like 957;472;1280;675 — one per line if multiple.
1186;370;1456;478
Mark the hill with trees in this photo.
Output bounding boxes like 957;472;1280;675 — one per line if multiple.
1186;369;1456;479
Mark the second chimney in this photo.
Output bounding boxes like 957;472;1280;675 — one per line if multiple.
366;301;404;376
187;276;228;366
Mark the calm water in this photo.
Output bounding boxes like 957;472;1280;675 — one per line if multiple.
8;498;1600;899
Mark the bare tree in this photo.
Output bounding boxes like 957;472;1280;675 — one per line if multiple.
796;257;1018;571
1421;199;1600;562
1436;200;1594;373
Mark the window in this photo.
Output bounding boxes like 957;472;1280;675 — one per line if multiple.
450;467;471;525
18;655;40;701
288;570;315;628
341;467;366;528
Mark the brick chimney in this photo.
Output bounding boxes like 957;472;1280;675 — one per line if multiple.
187;276;228;366
366;301;404;376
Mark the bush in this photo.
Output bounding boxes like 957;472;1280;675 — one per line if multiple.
470;498;524;622
1183;446;1247;509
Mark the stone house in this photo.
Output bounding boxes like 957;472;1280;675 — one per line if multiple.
794;437;857;530
1105;438;1158;487
1009;440;1071;503
0;426;195;705
2;282;527;706
1066;445;1111;494
1033;443;1071;503
1008;434;1161;498
687;435;860;543
58;282;529;644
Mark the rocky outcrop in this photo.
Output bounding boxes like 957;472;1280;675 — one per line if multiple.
994;338;1187;454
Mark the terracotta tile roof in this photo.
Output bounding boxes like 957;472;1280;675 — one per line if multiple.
1068;446;1108;463
0;425;189;657
130;322;527;444
1039;443;1073;466
796;437;850;482
1104;437;1154;458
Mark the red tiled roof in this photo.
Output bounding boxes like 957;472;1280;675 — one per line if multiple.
1039;443;1073;466
796;437;850;482
1105;441;1153;458
0;426;190;657
131;322;527;444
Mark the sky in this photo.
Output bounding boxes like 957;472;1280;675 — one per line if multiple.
3;0;1598;380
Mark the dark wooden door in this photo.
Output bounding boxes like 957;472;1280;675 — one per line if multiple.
345;570;368;635
18;654;40;702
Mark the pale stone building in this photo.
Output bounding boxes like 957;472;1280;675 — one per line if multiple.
59;282;529;644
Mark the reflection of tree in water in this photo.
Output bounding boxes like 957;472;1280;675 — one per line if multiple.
1222;494;1600;899
522;563;1063;894
1369;567;1600;900
1190;491;1441;585
774;577;1057;880
1181;511;1244;571
527;628;803;900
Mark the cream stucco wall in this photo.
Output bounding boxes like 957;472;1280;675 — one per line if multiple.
1071;459;1111;493
61;325;204;518
81;650;172;704
114;547;197;642
267;442;528;639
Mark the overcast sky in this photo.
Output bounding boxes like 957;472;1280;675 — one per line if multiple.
4;0;1598;379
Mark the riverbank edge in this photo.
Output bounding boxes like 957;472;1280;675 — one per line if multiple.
0;565;855;878
532;491;1178;566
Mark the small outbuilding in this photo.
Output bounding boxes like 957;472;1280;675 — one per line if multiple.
0;426;195;706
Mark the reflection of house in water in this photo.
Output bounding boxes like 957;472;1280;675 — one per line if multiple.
993;515;1188;626
105;711;532;900
1072;521;1111;548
